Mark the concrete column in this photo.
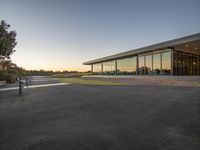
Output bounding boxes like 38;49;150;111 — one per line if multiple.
198;55;200;75
152;54;154;75
91;64;93;75
115;60;117;75
136;55;139;75
170;48;174;75
160;52;162;75
101;63;103;75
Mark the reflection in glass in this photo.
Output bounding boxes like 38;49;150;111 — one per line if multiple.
161;52;171;75
92;50;200;76
138;56;145;75
117;56;137;75
189;54;193;74
153;53;161;75
173;50;200;75
198;55;200;74
92;63;102;75
193;56;198;75
184;53;187;75
103;60;115;75
145;55;153;75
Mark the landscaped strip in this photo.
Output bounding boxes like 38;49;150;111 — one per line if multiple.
51;73;91;78
57;78;125;86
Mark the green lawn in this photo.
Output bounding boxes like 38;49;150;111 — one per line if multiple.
57;78;125;86
51;73;91;78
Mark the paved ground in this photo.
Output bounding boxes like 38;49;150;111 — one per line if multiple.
0;76;200;150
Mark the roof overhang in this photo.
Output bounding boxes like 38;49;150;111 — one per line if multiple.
83;33;200;65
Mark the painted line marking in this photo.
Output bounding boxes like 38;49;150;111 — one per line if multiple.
25;83;69;88
0;83;69;91
0;87;19;91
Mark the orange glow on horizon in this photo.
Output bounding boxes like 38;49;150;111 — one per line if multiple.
21;65;91;72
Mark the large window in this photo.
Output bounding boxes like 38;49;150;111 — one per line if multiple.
138;51;171;75
193;56;198;75
103;60;115;75
145;55;153;75
91;50;200;76
117;56;137;75
153;53;161;75
161;52;171;75
138;56;145;75
173;50;200;75
92;63;102;75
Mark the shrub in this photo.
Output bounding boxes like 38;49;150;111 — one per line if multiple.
0;71;17;83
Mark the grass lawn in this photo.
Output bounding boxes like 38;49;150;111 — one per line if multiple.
51;72;91;78
57;78;125;86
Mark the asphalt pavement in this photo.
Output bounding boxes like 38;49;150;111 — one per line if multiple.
0;76;200;150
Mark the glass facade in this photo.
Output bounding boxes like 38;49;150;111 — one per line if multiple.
153;53;161;75
92;63;102;75
161;52;171;75
145;55;153;75
173;50;200;75
103;60;115;75
138;51;171;75
117;56;137;75
138;56;145;75
91;49;200;75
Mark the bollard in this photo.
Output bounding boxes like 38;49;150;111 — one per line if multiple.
25;77;29;86
19;80;24;96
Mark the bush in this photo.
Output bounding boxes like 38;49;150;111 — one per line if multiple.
0;71;6;80
0;71;17;83
5;74;17;83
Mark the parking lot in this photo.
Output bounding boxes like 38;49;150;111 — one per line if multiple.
0;76;200;150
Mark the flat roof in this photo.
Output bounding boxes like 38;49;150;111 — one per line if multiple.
83;33;200;65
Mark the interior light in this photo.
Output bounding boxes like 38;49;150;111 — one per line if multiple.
195;47;198;50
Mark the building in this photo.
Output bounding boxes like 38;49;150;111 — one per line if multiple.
83;33;200;75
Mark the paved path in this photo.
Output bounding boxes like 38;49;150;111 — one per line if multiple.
0;77;200;150
0;83;69;91
0;76;65;91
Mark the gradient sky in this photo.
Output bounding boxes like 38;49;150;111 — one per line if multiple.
0;0;200;71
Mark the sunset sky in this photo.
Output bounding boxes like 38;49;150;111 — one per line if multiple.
0;0;200;71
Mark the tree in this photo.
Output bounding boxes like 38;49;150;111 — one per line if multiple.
0;60;12;71
0;20;17;59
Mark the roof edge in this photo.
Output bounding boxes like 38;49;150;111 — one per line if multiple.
83;33;200;65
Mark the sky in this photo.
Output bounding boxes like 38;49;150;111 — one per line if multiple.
0;0;200;71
